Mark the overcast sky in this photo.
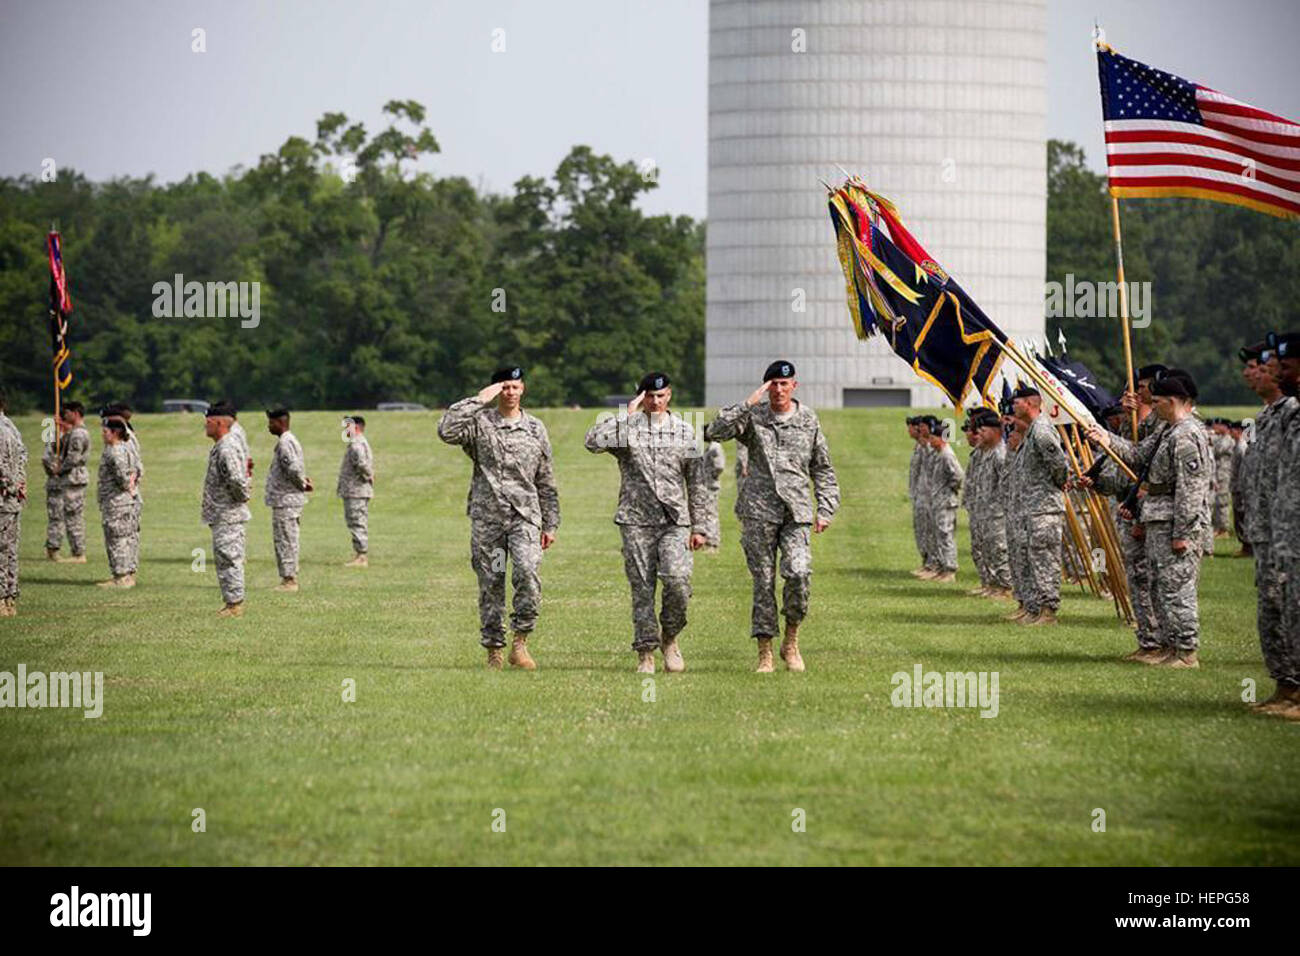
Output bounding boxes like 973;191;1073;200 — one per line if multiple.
2;0;1297;219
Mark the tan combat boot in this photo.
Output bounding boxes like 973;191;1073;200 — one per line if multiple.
508;632;537;670
636;650;655;674
910;567;928;578
1028;608;1058;626
1005;605;1029;622
274;577;299;592
916;568;938;580
96;575;129;588
344;552;368;567
1121;647;1149;663
932;570;956;583
1167;649;1199;669
661;634;685;673
756;637;775;673
1145;648;1179;666
1017;610;1041;625
487;647;504;670
967;586;988;597
217;602;244;618
46;547;59;561
0;598;13;617
120;573;136;589
780;623;805;672
1255;686;1300;714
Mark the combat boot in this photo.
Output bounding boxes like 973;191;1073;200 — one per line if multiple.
967;586;989;597
756;637;775;673
120;573;136;589
486;647;504;670
1017;611;1041;625
0;598;13;617
508;632;537;670
1255;685;1300;714
96;575;129;588
274;577;299;592
217;602;244;618
1145;648;1179;666
932;570;956;583
344;552;368;568
1121;647;1149;662
1005;605;1029;622
661;634;685;673
636;650;655;674
1028;608;1058;626
910;567;928;578
1167;649;1200;669
46;547;59;561
780;623;805;672
916;568;938;580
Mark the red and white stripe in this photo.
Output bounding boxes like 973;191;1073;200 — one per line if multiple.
1104;87;1300;220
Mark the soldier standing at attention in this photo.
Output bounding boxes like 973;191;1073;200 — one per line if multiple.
1229;416;1249;557
961;415;983;593
1209;418;1236;539
337;415;374;567
0;390;26;617
1010;385;1069;626
970;408;1013;599
1261;332;1300;717
202;401;252;617
913;416;940;579
438;367;559;670
907;417;929;576
43;401;90;563
704;360;840;673
265;408;313;592
926;417;963;584
1002;409;1030;620
228;403;254;479
699;441;726;551
1089;369;1211;667
95;418;139;589
586;372;708;673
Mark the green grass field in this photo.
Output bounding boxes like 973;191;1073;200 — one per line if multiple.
1;406;1295;866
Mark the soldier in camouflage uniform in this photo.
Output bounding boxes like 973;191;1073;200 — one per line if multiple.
202;401;252;617
265;408;313;592
705;360;840;673
336;415;374;567
0;391;27;617
1229;417;1249;556
42;401;90;563
586;372;709;673
439;366;560;670
95;418;139;588
912;417;941;578
1256;332;1300;717
926;418;963;583
961;417;983;590
699;441;726;551
907;417;929;574
1009;385;1068;626
968;408;1012;598
1090;369;1212;667
1209;418;1236;537
103;403;144;556
1084;370;1165;660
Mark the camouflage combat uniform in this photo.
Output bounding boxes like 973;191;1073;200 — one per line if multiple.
265;429;309;579
930;442;963;573
1242;396;1295;681
1012;416;1068;616
916;443;939;570
97;441;139;576
202;431;252;605
1093;412;1164;651
1111;416;1213;651
586;411;709;651
1003;437;1029;604
909;440;928;567
336;433;374;554
705;400;839;639
699;441;726;548
1266;401;1300;688
1212;431;1235;533
1230;428;1248;549
0;413;26;603
43;424;90;556
438;398;560;648
971;441;1012;590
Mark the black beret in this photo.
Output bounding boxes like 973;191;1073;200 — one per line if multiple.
1149;368;1198;401
1011;383;1040;400
1135;363;1167;382
491;366;523;384
206;400;237;418
972;409;1002;429
102;419;128;437
905;416;918;426
763;360;796;381
1271;331;1300;359
344;414;366;428
266;407;290;419
638;371;671;393
1239;341;1267;363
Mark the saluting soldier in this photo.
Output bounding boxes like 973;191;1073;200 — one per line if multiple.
202;401;252;617
1089;369;1211;667
43;401;90;563
337;415;374;567
438;366;560;670
95;417;139;589
1257;332;1300;716
1009;384;1068;626
586;372;708;673
265;408;313;592
704;360;840;673
0;390;26;617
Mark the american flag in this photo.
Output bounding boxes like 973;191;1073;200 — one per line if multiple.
1097;46;1300;221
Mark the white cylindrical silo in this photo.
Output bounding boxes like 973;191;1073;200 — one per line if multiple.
707;0;1047;408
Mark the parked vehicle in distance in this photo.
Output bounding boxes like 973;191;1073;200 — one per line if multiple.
162;399;210;414
376;402;428;411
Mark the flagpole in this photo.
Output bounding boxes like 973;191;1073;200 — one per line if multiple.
1110;196;1139;439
